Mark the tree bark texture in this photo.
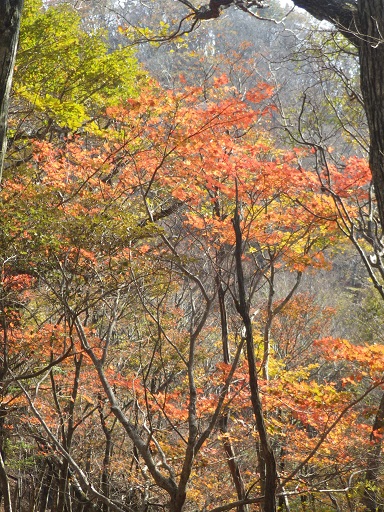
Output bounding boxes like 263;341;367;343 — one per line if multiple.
356;0;384;229
0;0;24;182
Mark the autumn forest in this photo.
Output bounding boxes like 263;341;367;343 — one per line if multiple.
1;0;384;511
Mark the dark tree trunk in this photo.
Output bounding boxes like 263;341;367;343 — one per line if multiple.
357;0;384;229
217;276;247;512
98;401;114;512
232;201;278;512
0;0;24;181
0;452;12;512
292;0;357;36
201;0;358;41
0;404;12;512
38;462;55;512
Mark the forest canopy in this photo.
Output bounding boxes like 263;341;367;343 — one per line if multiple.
0;1;383;512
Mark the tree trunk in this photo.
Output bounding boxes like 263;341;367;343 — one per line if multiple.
99;402;113;512
216;273;248;511
0;405;12;512
0;451;12;512
357;0;384;229
57;459;71;512
38;461;55;512
232;201;278;512
0;0;24;181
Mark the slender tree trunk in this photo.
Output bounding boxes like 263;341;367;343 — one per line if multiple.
217;277;247;512
55;356;82;512
232;201;277;512
256;442;266;502
0;403;12;512
0;0;24;181
262;266;275;381
57;459;71;512
0;451;12;512
98;401;113;512
38;462;55;512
